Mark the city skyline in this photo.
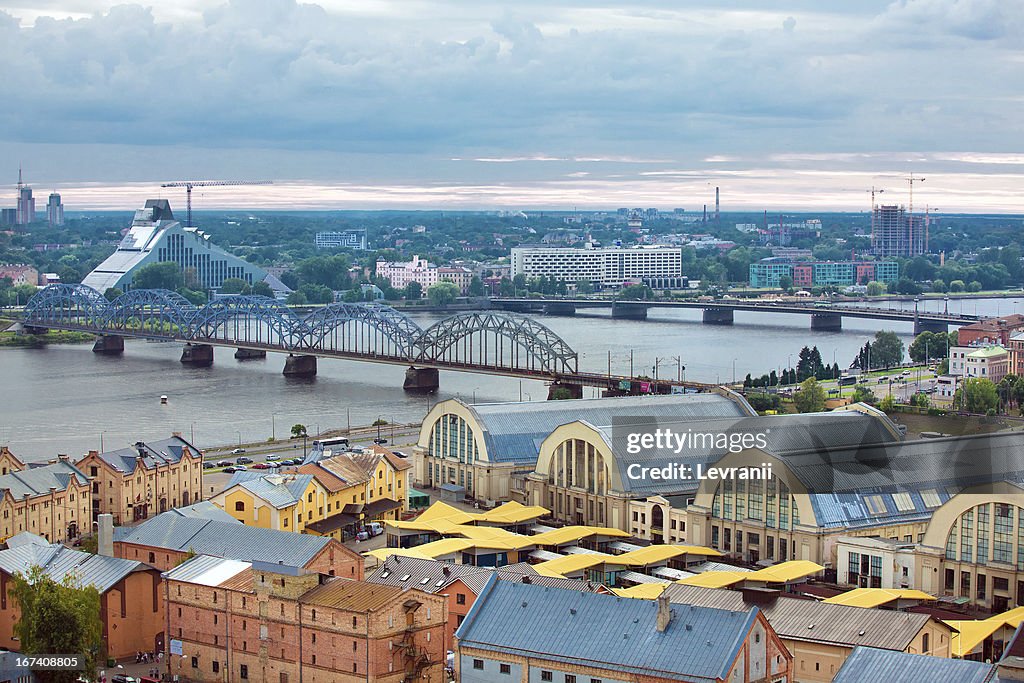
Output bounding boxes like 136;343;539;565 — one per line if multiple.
1;0;1022;211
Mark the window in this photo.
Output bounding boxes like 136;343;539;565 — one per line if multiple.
235;501;245;511
212;662;219;674
892;492;915;512
864;495;887;515
565;675;577;683
921;489;942;508
541;673;553;682
240;664;249;679
473;659;484;670
456;593;466;605
500;663;511;675
191;657;198;668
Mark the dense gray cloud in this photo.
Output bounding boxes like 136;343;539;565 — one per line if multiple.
0;0;1022;209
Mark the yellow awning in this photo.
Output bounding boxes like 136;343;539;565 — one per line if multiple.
612;583;668;599
364;546;431;562
531;525;631;547
474;501;550;524
988;605;1024;629
615;545;722;567
532;553;614;575
945;619;1004;658
745;560;824;583
822;588;937;609
675;571;748;588
414;538;476;558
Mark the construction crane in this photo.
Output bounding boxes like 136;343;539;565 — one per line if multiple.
160;180;273;227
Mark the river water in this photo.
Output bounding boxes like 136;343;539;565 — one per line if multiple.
2;297;1021;459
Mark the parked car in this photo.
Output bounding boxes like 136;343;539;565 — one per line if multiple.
252;462;272;470
223;466;237;473
266;454;280;461
234;465;247;471
203;461;216;469
236;456;253;464
216;460;232;467
232;447;246;454
373;437;388;444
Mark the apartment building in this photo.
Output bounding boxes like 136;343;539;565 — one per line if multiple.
376;256;474;295
163;555;447;683
510;245;685;289
0;455;91;544
76;436;204;525
749;260;899;288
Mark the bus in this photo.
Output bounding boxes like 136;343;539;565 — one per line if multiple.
312;436;349;451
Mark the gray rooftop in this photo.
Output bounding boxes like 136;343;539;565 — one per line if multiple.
459;393;754;464
167;500;241;524
456;577;756;683
3;531;51;549
366;556;605;595
87;436;199;476
0;459;89;499
114;512;332;566
662;584;933;651
0;544;150;593
225;472;314;509
833;646;997;683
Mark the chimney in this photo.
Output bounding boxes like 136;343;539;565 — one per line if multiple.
98;513;114;557
58;454;69;462
87;450;98;458
656;594;672;632
442;565;450;576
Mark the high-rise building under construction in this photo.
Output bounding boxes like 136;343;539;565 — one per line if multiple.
871;204;926;258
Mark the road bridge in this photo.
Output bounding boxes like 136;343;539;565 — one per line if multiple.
489;297;979;335
19;285;714;398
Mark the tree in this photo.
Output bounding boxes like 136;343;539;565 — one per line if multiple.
851;385;876;404
949;279;966;292
576;279;595;295
103;287;122;302
9;567;103;682
286;290;308;305
427;281;460;306
865;281;886;296
291;424;308;439
955;378;1000;414
131;261;183;290
405;281;423;299
219;277;249;294
878;394;897;411
468;276;485;297
778;274;793;292
618;284;654;300
870;331;904;369
248;281;275;298
909;392;930;408
793;377;827;413
908;331;944;362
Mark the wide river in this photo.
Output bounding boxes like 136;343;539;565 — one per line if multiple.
2;296;1021;460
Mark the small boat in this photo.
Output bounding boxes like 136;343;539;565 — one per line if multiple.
160;395;168;404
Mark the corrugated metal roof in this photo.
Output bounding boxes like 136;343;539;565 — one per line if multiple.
456;579;756;683
464;393;752;464
91;436;197;475
365;556;605;596
0;544;148;593
168;501;241;524
163;554;251;586
0;460;89;498
115;512;332;566
301;577;407;611
226;472;314;508
3;531;49;549
833;646;996;683
662;584;935;650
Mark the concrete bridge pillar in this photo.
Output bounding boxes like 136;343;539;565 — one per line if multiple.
547;382;583;400
403;366;439;393
543;302;577;316
914;320;949;335
92;335;124;355
235;348;267;361
180;343;214;367
810;313;843;331
22;325;49;335
702;307;734;325
283;354;317;377
612;302;649;320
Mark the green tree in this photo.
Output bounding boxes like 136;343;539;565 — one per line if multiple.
793;377;827;413
176;287;208;306
575;279;595;295
102;287;123;302
909;392;930;408
219;277;249;294
908;331;944;362
427;281;460;306
248;281;275;298
131;261;184;290
404;281;423;299
290;424;308;439
286;290;308;305
949;279;966;292
851;385;876;404
967;280;983;292
618;284;654;300
468;276;485;297
9;567;103;682
865;281;886;296
870;331;904;369
778;274;793;291
955;378;1000;413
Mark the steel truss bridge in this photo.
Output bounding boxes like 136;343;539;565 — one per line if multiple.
19;285;692;393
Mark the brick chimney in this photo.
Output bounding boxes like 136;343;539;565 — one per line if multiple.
656;594;672;632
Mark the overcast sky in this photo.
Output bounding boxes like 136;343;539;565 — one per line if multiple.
1;0;1022;211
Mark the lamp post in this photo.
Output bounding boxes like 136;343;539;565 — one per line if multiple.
236;431;241;447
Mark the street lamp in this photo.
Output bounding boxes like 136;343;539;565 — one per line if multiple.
236;431;241;447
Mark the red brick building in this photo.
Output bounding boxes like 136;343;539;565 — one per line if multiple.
164;556;447;683
957;314;1024;346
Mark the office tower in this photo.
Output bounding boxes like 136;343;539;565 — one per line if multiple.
46;192;64;226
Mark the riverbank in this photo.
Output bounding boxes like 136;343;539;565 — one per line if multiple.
0;329;95;347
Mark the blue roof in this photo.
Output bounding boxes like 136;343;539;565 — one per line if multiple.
168;500;241;524
91;436;198;475
833;646;996;683
455;577;756;683
0;459;89;498
114;512;332;567
463;394;754;465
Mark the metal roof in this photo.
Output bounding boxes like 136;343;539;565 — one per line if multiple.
163;554;251;587
365;556;605;596
833;646;996;683
662;584;936;651
0;544;150;593
3;531;50;549
88;436;198;476
301;577;407;611
462;393;753;464
0;459;89;499
456;577;756;683
115;512;332;566
168;500;241;524
226;472;314;509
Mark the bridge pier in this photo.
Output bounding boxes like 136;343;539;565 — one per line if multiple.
702;307;734;325
235;348;267;361
22;325;49;335
612;302;649;320
180;343;214;367
403;367;439;393
283;354;317;377
543;302;577;316
547;382;583;400
92;335;124;355
810;313;843;331
915;320;949;335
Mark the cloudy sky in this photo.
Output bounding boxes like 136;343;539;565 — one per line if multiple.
1;0;1022;211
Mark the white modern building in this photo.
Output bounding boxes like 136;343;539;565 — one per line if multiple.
510;245;685;289
376;255;473;295
314;228;367;250
950;344;1010;383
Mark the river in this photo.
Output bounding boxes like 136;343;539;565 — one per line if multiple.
2;297;1020;459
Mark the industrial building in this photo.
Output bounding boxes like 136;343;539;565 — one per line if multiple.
82;199;285;294
510;244;686;289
